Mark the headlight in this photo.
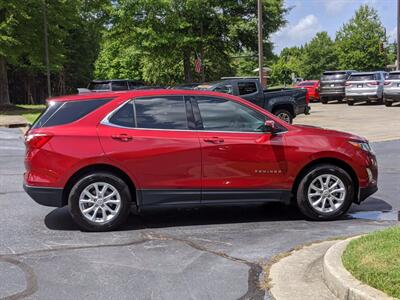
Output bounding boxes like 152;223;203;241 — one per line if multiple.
348;141;374;153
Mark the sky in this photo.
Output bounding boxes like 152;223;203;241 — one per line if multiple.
271;0;397;54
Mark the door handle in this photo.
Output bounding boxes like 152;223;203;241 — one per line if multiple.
203;137;224;144
111;134;133;142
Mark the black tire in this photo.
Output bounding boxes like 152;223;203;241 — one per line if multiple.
68;172;132;231
296;164;355;221
273;109;293;124
385;101;392;107
321;98;328;104
347;101;354;106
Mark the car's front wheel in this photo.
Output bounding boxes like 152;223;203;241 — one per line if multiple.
69;172;131;231
296;164;354;220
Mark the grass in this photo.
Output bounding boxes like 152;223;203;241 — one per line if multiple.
342;226;400;298
0;104;45;124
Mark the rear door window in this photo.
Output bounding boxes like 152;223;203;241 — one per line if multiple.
134;96;188;129
238;82;258;95
32;98;111;129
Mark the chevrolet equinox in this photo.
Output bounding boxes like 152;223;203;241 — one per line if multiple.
24;90;378;231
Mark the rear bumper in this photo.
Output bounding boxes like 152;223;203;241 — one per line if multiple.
320;92;345;100
383;93;400;102
23;184;64;207
345;93;380;102
305;105;311;115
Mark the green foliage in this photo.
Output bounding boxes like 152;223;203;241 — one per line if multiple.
269;46;304;85
335;5;386;71
301;32;338;79
95;0;287;84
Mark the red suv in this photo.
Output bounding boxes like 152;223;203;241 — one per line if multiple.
24;90;377;231
294;80;320;103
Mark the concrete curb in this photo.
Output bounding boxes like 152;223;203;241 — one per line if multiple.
323;237;396;300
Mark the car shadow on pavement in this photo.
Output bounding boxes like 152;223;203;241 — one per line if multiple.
44;196;394;231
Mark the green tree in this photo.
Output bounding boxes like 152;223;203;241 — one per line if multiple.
335;5;386;71
269;46;304;86
301;32;338;79
95;0;287;84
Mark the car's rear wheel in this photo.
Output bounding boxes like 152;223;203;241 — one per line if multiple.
296;164;354;220
321;98;328;104
385;101;392;107
347;100;354;106
273;109;293;124
69;172;131;231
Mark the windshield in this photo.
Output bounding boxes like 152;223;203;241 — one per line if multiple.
348;74;375;81
321;73;347;81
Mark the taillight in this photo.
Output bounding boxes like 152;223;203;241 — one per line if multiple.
345;82;351;86
367;81;379;86
384;81;391;85
25;133;53;149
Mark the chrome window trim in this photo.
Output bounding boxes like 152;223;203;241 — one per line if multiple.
100;98;288;135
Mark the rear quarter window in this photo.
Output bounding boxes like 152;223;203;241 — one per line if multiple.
32;98;112;129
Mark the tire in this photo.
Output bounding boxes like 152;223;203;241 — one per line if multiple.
69;172;132;231
347;101;354;106
321;98;328;104
385;101;392;107
296;164;354;221
273;109;293;124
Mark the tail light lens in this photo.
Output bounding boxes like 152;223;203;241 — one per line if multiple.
384;81;391;85
367;81;379;86
345;82;351;86
25;133;53;149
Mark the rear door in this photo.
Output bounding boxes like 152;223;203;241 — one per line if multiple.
190;95;290;204
98;95;202;207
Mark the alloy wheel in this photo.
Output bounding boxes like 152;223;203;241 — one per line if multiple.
307;174;346;213
79;182;122;223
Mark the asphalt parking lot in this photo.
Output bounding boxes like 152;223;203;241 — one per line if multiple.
1;103;399;300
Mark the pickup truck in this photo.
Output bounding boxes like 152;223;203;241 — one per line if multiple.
196;78;309;123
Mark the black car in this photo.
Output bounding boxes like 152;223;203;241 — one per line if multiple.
320;70;356;104
195;78;309;124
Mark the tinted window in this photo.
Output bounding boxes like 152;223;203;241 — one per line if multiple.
213;84;233;94
112;81;129;91
128;81;144;89
31;101;63;128
88;82;110;91
134;96;188;129
321;72;347;81
109;102;134;127
196;97;265;132
348;74;375;81
238;82;257;95
33;98;111;129
388;72;400;79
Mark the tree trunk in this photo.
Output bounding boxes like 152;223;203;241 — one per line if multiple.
0;56;10;105
183;49;192;83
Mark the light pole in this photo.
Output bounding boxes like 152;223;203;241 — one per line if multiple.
257;0;264;87
397;0;400;70
43;0;51;97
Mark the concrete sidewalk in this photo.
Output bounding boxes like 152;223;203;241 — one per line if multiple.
0;115;28;128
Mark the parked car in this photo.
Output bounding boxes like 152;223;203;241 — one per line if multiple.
320;70;355;104
383;71;400;106
345;71;387;106
80;79;145;93
24;89;378;231
196;78;309;124
294;80;320;102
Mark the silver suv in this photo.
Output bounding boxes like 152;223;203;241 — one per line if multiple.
383;71;400;107
345;71;387;106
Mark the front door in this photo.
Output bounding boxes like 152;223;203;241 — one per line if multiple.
98;96;202;207
190;95;289;204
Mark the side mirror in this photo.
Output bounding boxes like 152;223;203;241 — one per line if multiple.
264;120;276;133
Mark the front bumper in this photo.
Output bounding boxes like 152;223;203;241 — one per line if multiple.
23;184;64;207
358;185;378;203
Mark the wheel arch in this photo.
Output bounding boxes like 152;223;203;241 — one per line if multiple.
62;164;137;207
272;104;295;117
291;157;359;203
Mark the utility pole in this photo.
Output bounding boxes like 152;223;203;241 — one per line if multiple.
257;0;264;87
43;0;51;97
397;0;400;70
